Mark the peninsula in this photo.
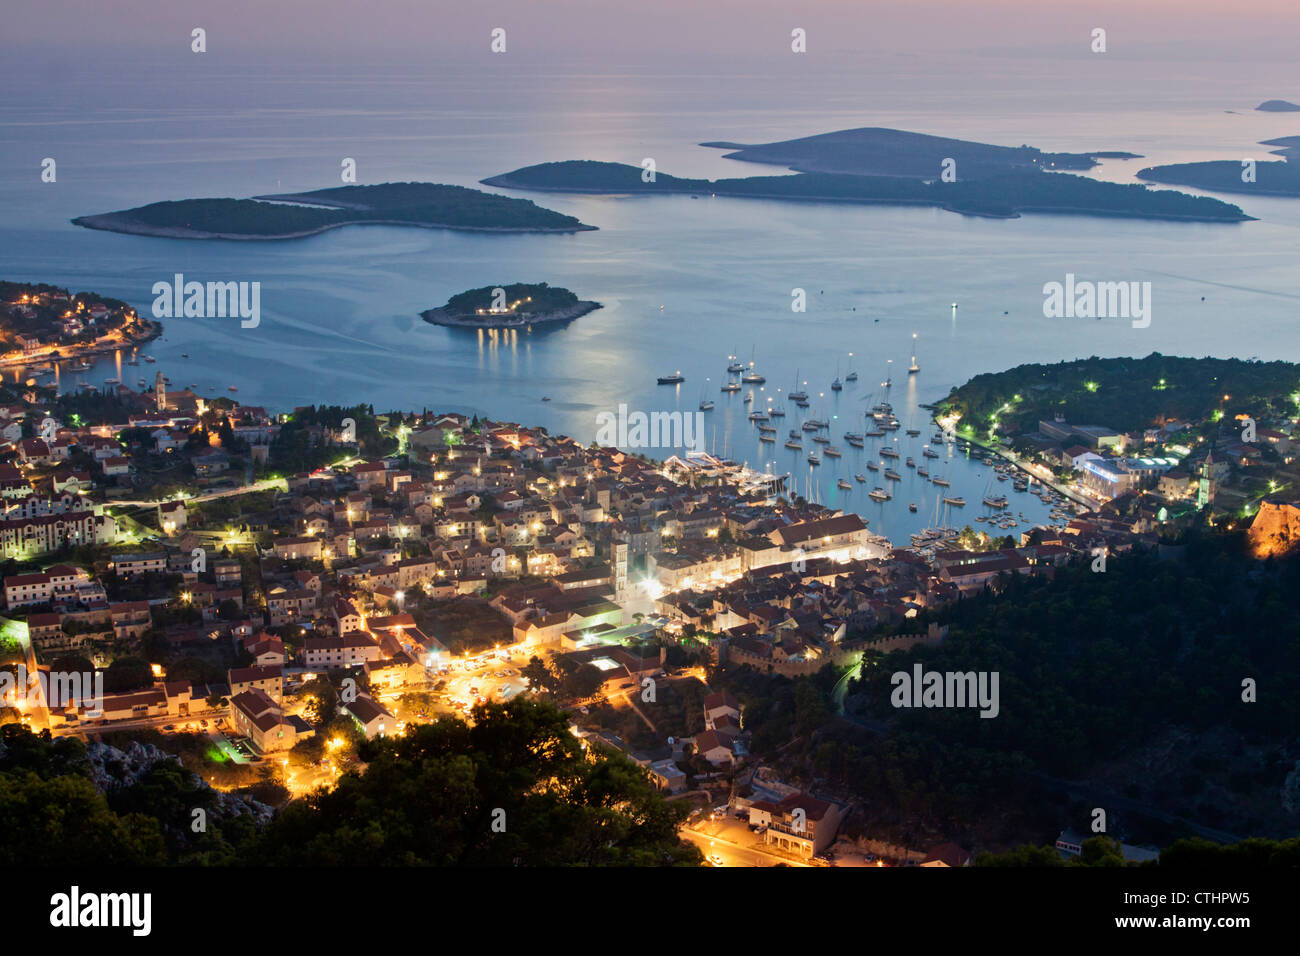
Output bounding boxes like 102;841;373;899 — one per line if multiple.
1138;136;1300;197
72;182;595;240
420;282;601;330
484;160;1251;222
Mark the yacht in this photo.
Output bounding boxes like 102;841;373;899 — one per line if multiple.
922;447;939;459
804;416;829;429
812;434;830;444
721;382;741;393
906;428;921;437
788;371;808;402
884;469;901;481
866;461;880;472
983;495;1009;508
144;355;156;363
657;371;685;385
942;495;966;506
869;488;891;501
837;479;853;490
699;399;716;411
932;476;951;487
845;435;864;448
807;452;821;465
905;457;915;468
908;503;918;512
824;445;842;458
784;438;803;450
748;411;768;421
908;333;920;374
854;473;867;483
917;467;930;478
759;433;775;443
845;353;858;382
727;354;746;374
768;407;785;418
880;447;899;459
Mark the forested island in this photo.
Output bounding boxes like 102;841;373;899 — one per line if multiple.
484;160;1251;222
1138;137;1300;197
937;353;1300;438
420;282;601;329
72;182;595;240
698;126;1140;178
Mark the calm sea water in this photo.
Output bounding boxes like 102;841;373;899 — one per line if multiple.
2;53;1298;543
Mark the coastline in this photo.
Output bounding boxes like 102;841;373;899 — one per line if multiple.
70;213;598;241
480;175;1252;223
0;317;163;370
420;300;602;330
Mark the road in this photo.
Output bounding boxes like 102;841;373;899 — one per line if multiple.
680;822;814;867
108;477;288;508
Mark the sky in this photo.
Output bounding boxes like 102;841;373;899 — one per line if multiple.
5;0;1300;64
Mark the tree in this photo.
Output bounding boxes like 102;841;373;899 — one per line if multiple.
521;655;558;695
247;698;701;866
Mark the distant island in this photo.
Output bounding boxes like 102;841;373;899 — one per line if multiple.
72;182;595;240
1137;136;1300;197
1256;99;1300;112
420;282;601;330
697;127;1141;178
484;159;1251;222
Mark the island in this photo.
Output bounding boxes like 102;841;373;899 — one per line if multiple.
484;159;1251;222
0;280;160;369
1137;136;1300;197
72;182;596;240
1256;99;1300;112
697;126;1141;178
420;282;601;330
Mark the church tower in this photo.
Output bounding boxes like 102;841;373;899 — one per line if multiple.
1196;450;1216;510
154;371;167;411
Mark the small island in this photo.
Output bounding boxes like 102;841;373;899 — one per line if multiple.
420;282;601;330
698;126;1141;178
1256;99;1300;112
72;182;595;240
484;160;1252;222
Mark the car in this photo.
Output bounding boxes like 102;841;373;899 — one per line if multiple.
162;724;175;731
708;854;725;867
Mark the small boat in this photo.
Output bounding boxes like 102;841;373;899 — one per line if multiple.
795;400;810;409
228;385;238;392
144;355;156;363
884;469;901;481
181;353;189;359
807;452;821;465
757;424;776;433
824;445;842;458
837;479;853;490
726;354;746;374
658;371;685;385
869;488;891;501
831;378;842;391
854;473;867;483
932;476;950;487
768;407;785;418
748;411;768;421
866;462;880;472
905;457;915;468
104;378;119;385
541;396;551;402
137;378;146;386
805;417;829;429
908;503;918;512
917;467;929;478
721;382;741;393
784;439;803;450
812;435;830;444
700;399;715;411
880;448;899;459
906;429;921;437
760;434;775;443
846;436;864;448
909;333;920;374
743;394;753;404
923;448;939;459
943;495;966;506
983;495;1009;508
741;370;765;384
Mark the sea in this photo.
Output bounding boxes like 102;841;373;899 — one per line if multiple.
2;49;1298;545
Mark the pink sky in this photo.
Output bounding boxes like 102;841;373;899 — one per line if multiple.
6;0;1299;61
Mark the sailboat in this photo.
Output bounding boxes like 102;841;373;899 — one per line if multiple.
741;347;765;383
727;352;746;374
831;360;843;391
788;370;808;403
908;333;920;374
845;351;858;383
699;379;715;411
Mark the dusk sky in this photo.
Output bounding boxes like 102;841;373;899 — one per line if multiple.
7;0;1300;61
